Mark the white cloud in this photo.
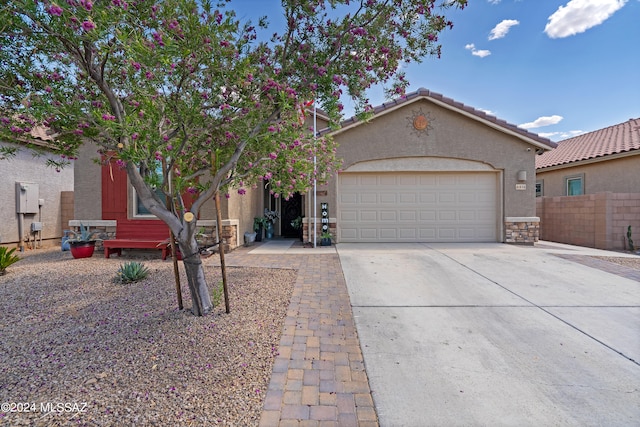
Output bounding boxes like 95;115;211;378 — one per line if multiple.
465;43;491;58
488;0;502;4
489;19;520;40
544;0;628;39
539;130;585;141
538;132;559;138
472;49;491;58
519;115;564;129
478;108;497;116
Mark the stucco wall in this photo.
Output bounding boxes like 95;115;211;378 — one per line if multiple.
74;142;102;220
328;99;538;220
226;185;263;239
0;141;74;247
536;192;640;250
536;154;640;197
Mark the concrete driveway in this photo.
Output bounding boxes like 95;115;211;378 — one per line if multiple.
337;242;640;427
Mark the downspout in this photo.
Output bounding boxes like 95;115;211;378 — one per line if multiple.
18;213;24;252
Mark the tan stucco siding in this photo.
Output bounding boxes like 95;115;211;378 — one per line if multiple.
536;154;640;197
74;142;102;220
225;185;263;237
1;141;74;245
331;99;538;219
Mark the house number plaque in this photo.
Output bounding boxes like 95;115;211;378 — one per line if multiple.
321;203;329;233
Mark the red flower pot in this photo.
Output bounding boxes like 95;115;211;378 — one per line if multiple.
69;241;96;259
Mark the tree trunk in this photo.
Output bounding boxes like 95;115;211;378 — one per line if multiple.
125;163;213;316
177;237;213;316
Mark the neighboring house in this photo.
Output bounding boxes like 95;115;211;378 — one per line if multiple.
74;88;554;248
535;117;640;250
0;129;74;251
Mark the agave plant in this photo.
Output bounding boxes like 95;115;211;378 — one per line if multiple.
68;223;99;243
115;261;150;284
0;247;20;275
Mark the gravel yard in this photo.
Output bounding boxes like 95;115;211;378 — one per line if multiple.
0;248;295;426
592;255;640;270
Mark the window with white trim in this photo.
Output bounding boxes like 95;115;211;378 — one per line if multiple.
564;174;584;196
133;162;166;217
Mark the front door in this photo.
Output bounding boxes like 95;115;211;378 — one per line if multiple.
281;193;302;238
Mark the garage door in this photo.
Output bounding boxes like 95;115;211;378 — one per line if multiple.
338;172;498;242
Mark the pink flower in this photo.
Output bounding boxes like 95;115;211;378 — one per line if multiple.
152;32;164;46
102;114;115;121
131;61;141;71
81;20;96;32
237;188;246;195
80;0;93;11
269;152;277;159
48;4;63;16
224;193;230;199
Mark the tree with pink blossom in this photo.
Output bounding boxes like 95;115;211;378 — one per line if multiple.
0;0;467;316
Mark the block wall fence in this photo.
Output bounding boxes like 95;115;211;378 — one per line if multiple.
536;192;640;251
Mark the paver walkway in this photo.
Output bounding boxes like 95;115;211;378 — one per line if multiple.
215;243;378;427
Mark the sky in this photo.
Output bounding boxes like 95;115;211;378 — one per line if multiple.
235;0;639;141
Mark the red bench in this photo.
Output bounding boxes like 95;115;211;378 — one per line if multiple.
103;221;173;260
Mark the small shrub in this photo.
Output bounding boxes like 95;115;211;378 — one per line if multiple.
115;261;149;284
0;247;20;275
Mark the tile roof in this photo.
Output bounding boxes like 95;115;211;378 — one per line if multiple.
29;125;55;142
536;117;640;170
323;87;556;149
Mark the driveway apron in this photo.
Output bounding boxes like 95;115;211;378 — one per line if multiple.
338;243;640;427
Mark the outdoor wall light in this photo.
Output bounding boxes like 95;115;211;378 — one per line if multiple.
517;170;527;182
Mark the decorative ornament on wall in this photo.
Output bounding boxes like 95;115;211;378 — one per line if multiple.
407;108;434;137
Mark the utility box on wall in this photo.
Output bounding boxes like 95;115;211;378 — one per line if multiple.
15;182;40;214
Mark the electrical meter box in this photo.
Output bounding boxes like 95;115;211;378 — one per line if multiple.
15;182;40;214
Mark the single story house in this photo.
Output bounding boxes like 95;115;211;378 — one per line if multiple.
535;117;640;250
73;88;555;249
0;129;74;251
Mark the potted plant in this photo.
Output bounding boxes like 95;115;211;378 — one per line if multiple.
291;216;304;241
67;223;99;259
263;209;279;239
320;231;332;246
253;217;267;242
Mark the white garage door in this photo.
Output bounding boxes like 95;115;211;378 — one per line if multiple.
338;172;498;242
